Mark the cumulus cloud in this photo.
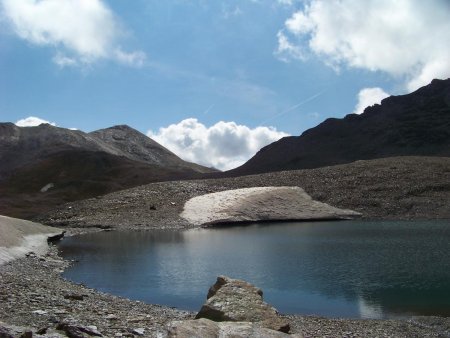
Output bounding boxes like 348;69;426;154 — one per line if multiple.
275;31;305;62
279;0;450;90
352;88;390;115
148;118;289;171
15;116;56;127
1;0;146;67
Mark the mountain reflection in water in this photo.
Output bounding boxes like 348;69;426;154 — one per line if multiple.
59;220;450;319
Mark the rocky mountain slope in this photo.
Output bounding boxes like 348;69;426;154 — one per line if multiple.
90;125;212;173
37;157;450;229
228;78;450;176
0;123;215;218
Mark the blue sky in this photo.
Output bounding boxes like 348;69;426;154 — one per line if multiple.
1;0;449;169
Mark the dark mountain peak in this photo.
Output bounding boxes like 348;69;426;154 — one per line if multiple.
0;122;216;218
90;124;179;163
228;78;450;176
0;123;20;140
98;124;137;133
90;124;215;173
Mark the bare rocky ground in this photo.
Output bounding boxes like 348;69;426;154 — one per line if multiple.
2;156;450;337
1;248;450;337
0;246;193;337
36;157;450;229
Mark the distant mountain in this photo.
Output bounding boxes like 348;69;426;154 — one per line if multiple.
228;78;450;176
0;123;215;218
90;125;212;173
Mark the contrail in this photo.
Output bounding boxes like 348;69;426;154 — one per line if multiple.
203;104;215;115
261;90;325;125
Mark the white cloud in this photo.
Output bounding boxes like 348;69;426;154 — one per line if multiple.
222;5;243;19
280;0;450;91
277;0;294;5
275;31;305;62
52;53;77;68
15;116;56;127
1;0;146;67
114;49;146;68
352;88;390;115
148;118;289;170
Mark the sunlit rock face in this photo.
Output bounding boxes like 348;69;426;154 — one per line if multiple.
181;186;361;226
195;276;291;333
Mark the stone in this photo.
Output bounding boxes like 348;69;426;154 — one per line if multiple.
32;310;47;315
19;332;32;338
129;328;145;336
196;276;290;333
64;294;87;301
47;231;66;244
105;314;118;320
56;323;87;338
167;319;304;338
0;325;14;338
36;327;48;335
167;318;219;338
181;187;361;226
78;326;102;337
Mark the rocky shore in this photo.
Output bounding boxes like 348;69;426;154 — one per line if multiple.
1;247;450;337
1;156;450;337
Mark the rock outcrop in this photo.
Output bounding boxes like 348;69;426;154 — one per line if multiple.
196;276;291;333
168;319;304;338
181;186;360;226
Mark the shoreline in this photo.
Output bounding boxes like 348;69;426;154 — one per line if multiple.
2;222;450;337
36;157;450;230
2;157;450;336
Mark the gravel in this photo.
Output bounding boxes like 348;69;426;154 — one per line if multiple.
2;156;450;337
1;248;449;337
36;157;450;229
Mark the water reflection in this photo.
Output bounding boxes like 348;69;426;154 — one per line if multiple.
59;220;450;318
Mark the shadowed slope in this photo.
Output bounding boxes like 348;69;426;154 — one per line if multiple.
227;79;450;176
0;123;215;219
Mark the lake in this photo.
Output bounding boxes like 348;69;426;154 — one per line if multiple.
58;220;450;319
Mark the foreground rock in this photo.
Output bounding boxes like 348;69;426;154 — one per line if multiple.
168;318;304;338
181;187;360;226
0;215;60;265
196;276;290;333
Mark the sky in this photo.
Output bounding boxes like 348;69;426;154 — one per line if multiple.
1;0;449;170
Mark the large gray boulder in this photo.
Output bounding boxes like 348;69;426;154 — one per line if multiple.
167;318;304;338
196;276;290;333
181;186;361;226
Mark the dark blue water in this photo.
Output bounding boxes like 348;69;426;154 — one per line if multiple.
58;220;450;319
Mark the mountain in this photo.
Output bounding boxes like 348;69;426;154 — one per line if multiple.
0;123;215;218
228;78;450;176
90;125;212;173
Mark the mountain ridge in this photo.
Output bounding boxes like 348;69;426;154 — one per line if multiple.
226;78;450;176
0;123;215;218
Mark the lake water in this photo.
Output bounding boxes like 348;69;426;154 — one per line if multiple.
58;220;450;319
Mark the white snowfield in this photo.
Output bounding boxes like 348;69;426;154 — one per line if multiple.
181;186;361;226
0;215;61;265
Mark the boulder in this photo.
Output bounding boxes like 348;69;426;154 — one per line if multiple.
196;276;290;333
167;318;304;338
181;186;361;226
0;325;14;338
